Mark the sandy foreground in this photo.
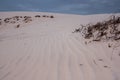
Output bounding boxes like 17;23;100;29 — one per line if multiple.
0;12;120;80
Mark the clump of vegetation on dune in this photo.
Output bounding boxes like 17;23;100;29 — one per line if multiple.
0;14;55;29
73;15;120;42
0;19;2;25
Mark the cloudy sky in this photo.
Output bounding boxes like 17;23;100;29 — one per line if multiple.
0;0;120;14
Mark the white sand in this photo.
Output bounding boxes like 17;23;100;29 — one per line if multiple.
0;12;120;80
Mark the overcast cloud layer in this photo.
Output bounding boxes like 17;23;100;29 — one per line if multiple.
0;0;120;14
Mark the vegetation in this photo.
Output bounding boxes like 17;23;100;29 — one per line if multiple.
73;15;120;42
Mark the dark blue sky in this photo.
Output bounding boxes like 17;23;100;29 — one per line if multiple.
0;0;120;14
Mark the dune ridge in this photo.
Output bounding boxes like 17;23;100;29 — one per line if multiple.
0;12;120;80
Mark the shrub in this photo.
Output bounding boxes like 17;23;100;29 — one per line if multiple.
73;15;120;41
35;15;40;18
0;22;1;25
16;24;20;28
42;15;46;17
50;15;54;18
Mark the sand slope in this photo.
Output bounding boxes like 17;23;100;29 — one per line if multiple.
0;12;120;80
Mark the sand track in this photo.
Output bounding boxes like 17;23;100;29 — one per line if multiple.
0;12;120;80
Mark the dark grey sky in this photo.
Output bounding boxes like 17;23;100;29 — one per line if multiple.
0;0;120;14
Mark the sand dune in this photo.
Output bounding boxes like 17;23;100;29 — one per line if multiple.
0;12;120;80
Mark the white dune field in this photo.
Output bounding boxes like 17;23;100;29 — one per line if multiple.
0;12;120;80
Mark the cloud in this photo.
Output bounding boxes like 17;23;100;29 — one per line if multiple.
50;3;90;14
17;4;40;11
59;4;89;11
50;0;120;14
0;0;120;14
